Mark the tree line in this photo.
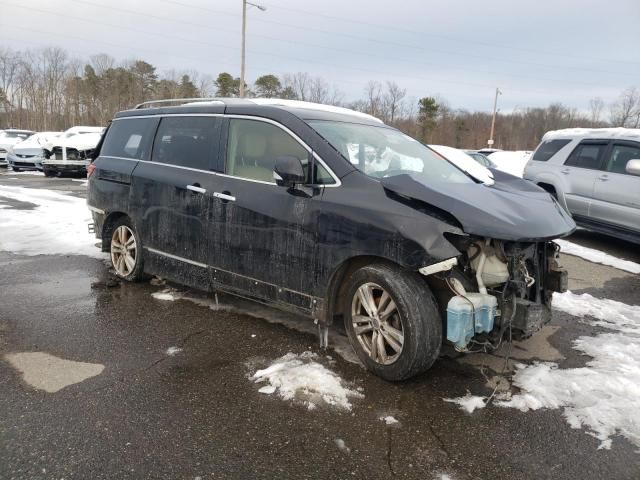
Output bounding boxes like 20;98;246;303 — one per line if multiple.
1;47;638;150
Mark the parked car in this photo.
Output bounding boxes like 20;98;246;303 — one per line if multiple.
465;150;497;168
42;126;104;177
487;151;532;177
428;144;494;184
524;128;640;244
7;132;62;171
88;98;573;381
0;129;36;167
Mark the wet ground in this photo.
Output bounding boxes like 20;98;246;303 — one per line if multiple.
1;169;639;479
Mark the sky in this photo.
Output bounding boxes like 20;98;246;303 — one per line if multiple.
1;0;639;112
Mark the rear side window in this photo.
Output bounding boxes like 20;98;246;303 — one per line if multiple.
101;118;157;160
532;139;571;161
564;143;607;169
152;116;219;170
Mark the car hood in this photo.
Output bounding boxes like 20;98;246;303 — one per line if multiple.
381;170;576;241
10;146;44;156
47;133;102;151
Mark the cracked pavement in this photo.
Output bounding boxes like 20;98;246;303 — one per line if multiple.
1;172;640;479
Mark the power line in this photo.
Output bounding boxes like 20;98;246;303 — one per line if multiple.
258;0;640;67
160;0;640;71
4;0;631;90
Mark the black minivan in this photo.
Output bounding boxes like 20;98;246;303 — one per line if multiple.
88;98;575;381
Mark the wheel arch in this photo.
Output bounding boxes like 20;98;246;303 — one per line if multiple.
100;211;129;251
325;255;415;324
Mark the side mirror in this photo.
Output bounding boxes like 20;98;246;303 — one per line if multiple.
625;159;640;176
273;156;305;187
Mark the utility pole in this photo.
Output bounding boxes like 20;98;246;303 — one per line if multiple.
488;87;501;148
239;0;266;98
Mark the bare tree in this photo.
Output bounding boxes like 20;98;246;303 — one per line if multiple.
282;72;311;101
610;87;640;127
384;81;406;123
90;53;115;76
588;97;605;126
364;80;383;118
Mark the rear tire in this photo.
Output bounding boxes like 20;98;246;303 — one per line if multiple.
343;263;442;381
43;168;55;177
12;167;21;172
109;217;145;282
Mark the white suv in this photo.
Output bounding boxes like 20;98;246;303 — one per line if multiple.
524;128;640;244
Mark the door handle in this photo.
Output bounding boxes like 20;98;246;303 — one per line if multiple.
213;191;236;202
597;175;608;182
186;184;206;194
561;169;570;175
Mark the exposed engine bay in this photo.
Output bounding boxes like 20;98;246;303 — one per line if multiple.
427;236;568;351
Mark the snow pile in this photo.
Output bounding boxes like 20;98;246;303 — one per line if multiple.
380;415;399;425
497;291;640;449
251;351;363;411
444;393;487;413
555;239;640;274
487;150;531;177
165;346;183;356
0;185;104;258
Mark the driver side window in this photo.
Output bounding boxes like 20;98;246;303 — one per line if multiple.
227;119;308;183
605;144;640;175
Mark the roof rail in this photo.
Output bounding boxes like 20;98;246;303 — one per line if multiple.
133;97;226;109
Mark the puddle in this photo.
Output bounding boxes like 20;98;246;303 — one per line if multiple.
5;352;104;393
458;325;563;373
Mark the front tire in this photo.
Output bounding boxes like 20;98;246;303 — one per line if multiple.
343;263;442;381
109;217;145;281
11;166;21;172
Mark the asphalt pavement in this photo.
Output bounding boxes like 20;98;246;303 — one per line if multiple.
1;169;639;480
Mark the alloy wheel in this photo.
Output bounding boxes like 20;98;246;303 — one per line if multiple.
351;282;404;365
111;225;137;277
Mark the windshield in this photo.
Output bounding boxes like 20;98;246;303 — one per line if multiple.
308;120;472;184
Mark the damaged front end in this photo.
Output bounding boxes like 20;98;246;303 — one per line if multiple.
427;236;567;351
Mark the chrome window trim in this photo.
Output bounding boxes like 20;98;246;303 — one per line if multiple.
108;113;341;187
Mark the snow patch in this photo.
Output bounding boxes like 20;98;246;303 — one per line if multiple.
9;170;42;176
555;239;640;274
251;351;363;411
0;185;104;258
152;290;180;301
380;415;399;425
258;385;276;394
496;291;640;450
165;346;182;356
334;438;351;453
443;393;487;413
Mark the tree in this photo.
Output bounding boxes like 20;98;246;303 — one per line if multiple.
130;60;157;102
610;87;640;127
215;72;241;97
589;97;605;127
418;97;439;143
254;74;281;97
178;74;199;98
384;81;406;123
